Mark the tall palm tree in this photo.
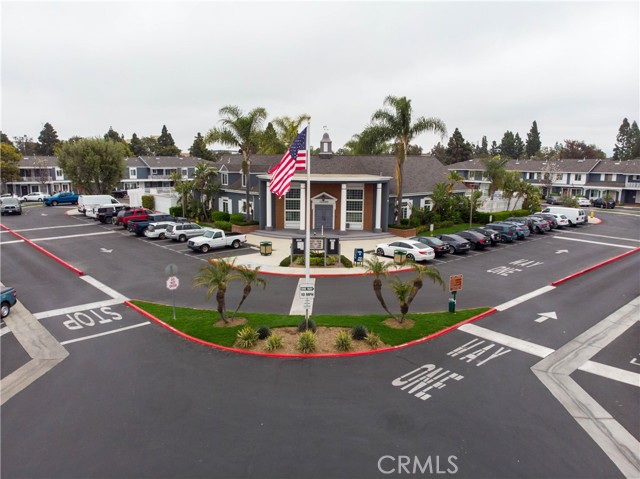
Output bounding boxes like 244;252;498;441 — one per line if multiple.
406;263;444;307
363;256;397;319
389;278;413;323
481;156;509;200
272;114;311;147
366;95;447;223
192;258;238;324
446;170;465;194
230;265;267;320
206;106;267;221
170;170;192;217
192;161;218;220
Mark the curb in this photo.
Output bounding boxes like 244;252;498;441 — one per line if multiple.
551;247;640;286
0;224;84;276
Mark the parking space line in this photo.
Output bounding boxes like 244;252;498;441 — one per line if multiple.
6;224;95;233
458;323;555;358
553;236;636;249
80;275;128;300
495;285;556;311
562;232;640;243
29;231;116;242
579;361;640;388
59;322;150;345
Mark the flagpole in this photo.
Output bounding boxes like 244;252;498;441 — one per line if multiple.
305;121;311;326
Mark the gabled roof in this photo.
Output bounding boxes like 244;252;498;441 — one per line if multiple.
448;158;600;173
20;156;58;168
591;160;640;174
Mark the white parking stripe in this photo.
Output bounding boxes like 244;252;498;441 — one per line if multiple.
80;275;128;300
34;299;125;319
60;322;150;345
458;323;555;358
7;224;95;233
495;285;556;311
553;236;636;249
0;239;25;244
562;231;640;243
30;231;116;242
579;361;640;388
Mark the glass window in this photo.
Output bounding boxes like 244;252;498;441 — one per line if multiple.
220;172;228;186
346;186;364;228
285;188;300;227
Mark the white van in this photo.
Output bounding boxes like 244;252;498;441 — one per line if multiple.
541;206;586;226
78;195;120;214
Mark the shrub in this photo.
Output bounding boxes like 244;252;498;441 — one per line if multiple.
214;220;231;231
229;213;245;224
256;325;272;340
340;255;353;268
169;206;183;217
334;331;352;352
298;318;317;333
293;255;338;266
236;326;259;349
388;223;414;230
474;209;530;224
365;331;381;349
297;330;317;354
264;333;284;352
279;256;292;267
351;324;369;340
142;195;155;210
211;211;230;222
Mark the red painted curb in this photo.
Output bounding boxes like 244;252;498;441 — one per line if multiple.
124;300;496;359
551;247;640;286
0;224;84;276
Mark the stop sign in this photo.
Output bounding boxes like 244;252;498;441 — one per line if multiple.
166;276;179;290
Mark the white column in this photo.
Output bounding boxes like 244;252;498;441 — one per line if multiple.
375;183;382;232
266;182;273;229
299;183;306;231
340;183;347;231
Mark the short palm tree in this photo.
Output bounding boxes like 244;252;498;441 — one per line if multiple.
230;265;267;320
481;156;509;200
206;105;267;221
192;258;238;324
366;95;447;223
363;256;397;319
192;161;218;220
170;171;191;217
389;278;413;323
407;263;445;307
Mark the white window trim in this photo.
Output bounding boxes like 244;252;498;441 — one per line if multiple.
220;172;228;186
219;197;231;213
129;168;137;178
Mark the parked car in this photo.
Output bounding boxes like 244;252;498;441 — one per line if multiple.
546;196;562;205
410;236;451;257
530;212;559;229
497;221;530;239
44;191;79;206
1;286;17;318
95;204;127;223
547;213;569;227
119;208;153;229
575;197;591;207
591;197;616;209
375;240;435;262
128;213;177;236
455;230;489;250
165;222;206;242
19;192;49;202
436;234;471;254
525;216;551;233
0;198;22;215
541;206;586;226
144;221;179;240
111;189;128;199
187;229;248;253
114;208;135;226
470;227;501;246
78;195;121;215
484;223;517;242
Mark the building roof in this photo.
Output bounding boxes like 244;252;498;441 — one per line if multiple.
591;160;640;174
127;156;206;168
449;158;600;173
20;156;58;168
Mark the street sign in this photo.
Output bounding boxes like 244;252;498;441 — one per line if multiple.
449;274;463;292
166;276;180;290
165;264;178;276
299;284;315;299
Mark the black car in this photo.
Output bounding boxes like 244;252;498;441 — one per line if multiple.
436;234;471;254
470;227;501;246
591;198;616;209
546;196;562;205
410;236;451;257
455;230;489;250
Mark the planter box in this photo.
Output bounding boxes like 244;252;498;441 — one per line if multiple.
232;224;260;234
388;226;417;238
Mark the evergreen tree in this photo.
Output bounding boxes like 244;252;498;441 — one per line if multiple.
525;121;541;157
514;133;525;159
613;118;633;161
559;140;606;159
189;132;216;161
129;133;146;156
1;142;22;185
37;122;61;155
443;128;473;164
499;131;516;158
14;135;38;155
477;135;489;157
490;140;500;156
630;121;640;159
156;125;181;156
104;127;133;156
258;123;285;154
429;142;447;164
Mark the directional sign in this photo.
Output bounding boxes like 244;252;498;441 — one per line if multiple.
535;311;557;323
166;276;180;291
299;284;315;299
449;274;463;292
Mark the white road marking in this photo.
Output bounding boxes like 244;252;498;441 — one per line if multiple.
553;236;636;249
458;324;555;358
80;275;128;300
579;361;640;388
60;322;150;345
3;224;95;233
564;232;640;243
30;231;116;242
290;278;316;315
34;299;125;319
0;239;25;245
495;285;556;311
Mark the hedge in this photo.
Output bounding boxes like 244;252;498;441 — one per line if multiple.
142;195;155;210
473;209;530;224
211;211;230;222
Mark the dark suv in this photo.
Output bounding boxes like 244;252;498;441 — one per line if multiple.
485;223;517;242
592;198;615;209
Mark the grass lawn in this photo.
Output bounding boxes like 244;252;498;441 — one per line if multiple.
130;300;490;348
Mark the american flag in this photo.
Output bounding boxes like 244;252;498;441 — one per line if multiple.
268;127;307;198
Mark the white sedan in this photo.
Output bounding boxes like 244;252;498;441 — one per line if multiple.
575;197;591;207
375;240;435;262
550;213;570;227
20;192;49;202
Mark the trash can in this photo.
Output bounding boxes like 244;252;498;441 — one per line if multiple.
353;248;364;266
393;250;407;265
260;241;272;256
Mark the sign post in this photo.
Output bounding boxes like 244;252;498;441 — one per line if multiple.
448;274;463;314
299;283;315;329
165;264;179;320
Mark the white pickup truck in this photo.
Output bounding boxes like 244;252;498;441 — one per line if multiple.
187;229;247;253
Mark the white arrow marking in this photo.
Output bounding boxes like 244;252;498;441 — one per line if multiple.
555;249;569;254
535;311;558;323
40;213;48;216
100;248;113;253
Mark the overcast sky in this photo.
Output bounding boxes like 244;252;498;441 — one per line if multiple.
2;1;638;156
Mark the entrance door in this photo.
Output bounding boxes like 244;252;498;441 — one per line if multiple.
314;204;333;229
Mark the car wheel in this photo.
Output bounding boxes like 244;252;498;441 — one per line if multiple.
1;302;10;318
111;217;118;225
51;200;58;206
38;199;43;202
200;244;210;253
451;246;458;254
406;253;415;261
159;232;166;240
376;248;385;257
232;240;240;249
179;235;187;242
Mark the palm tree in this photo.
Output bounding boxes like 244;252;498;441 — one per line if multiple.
366;95;447;223
406;263;445;307
363;256;397;319
389;278;413;323
502;170;521;210
192;258;238;324
206;106;267;221
446;170;465;194
230;265;267;320
272;114;311;147
192;161;218;220
481;156;509;200
171;170;192;217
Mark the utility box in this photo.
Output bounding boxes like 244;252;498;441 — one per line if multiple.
354;248;364;266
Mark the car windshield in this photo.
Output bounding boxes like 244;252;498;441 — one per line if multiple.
427;237;444;246
3;199;19;206
202;230;215;238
